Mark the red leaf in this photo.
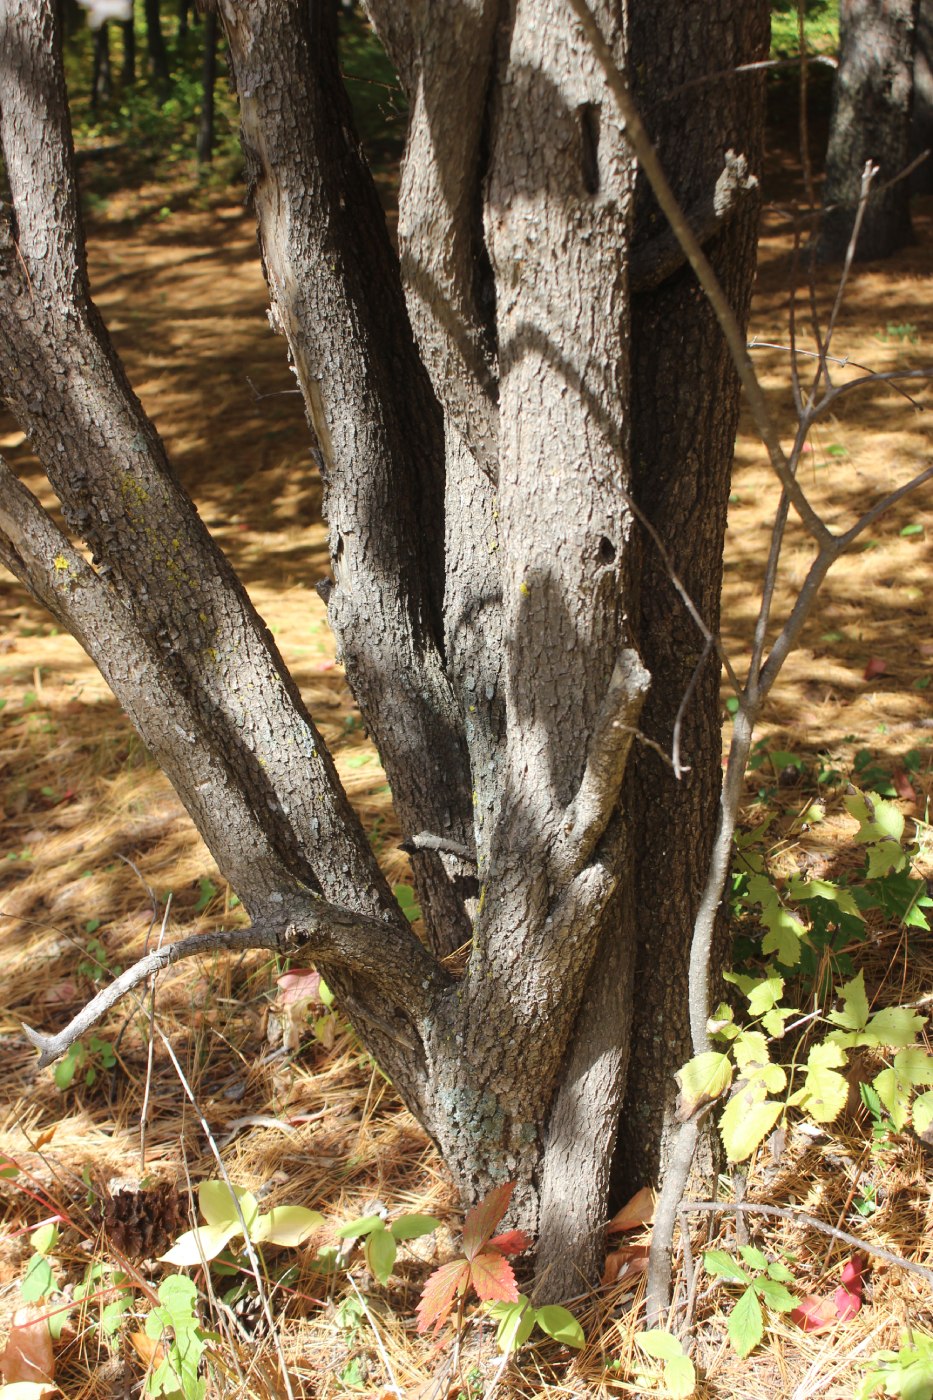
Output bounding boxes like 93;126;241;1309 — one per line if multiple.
863;657;887;681
607;1186;656;1234
840;1256;864;1295
416;1259;470;1335
488;1229;530;1257
893;769;918;802
0;1305;55;1385
468;1250;519;1303
462;1182;513;1261
833;1284;861;1322
790;1294;839;1334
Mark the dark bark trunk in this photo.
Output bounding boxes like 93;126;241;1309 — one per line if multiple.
821;0;918;261
91;20;112;108
910;0;933;192
144;0;171;84
120;17;136;86
179;0;190;39
196;12;218;164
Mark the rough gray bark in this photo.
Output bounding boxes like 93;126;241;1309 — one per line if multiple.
0;0;767;1299
821;0;918;261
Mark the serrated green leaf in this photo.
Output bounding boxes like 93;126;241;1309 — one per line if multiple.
865;843;908;879
252;1206;324;1247
364;1225;397;1285
864;1007;927;1048
787;875;863;918
755;1277;796;1312
745;876;807;965
792;1041;849;1124
829;971;870;1031
733;1033;769;1074
912;1089;933;1137
766;1260;795;1283
636;1329;685;1360
159;1220;242;1266
31;1223;59;1256
727;1285;764;1357
720;1091;783;1163
390;1214;441;1241
664;1354;697;1398
336;1213;385;1240
199;1181;259;1233
676;1051;732;1116
535;1304;585;1349
845;791;906;844
703;1250;749;1284
738;1245;768;1273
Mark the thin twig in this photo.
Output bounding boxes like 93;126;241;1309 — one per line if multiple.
671;639;713;780
679;1201;933;1289
141;894;171;1171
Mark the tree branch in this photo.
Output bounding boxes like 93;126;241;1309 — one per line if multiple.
20;893;450;1070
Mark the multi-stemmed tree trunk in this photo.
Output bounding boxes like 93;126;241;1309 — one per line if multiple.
821;0;918;261
0;0;767;1297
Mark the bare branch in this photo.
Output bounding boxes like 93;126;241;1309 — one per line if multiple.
551;649;652;885
21;896;449;1069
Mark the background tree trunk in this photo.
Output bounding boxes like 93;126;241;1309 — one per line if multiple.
120;16;136;86
821;0;918;261
910;0;933;192
145;0;171;84
196;12;218;164
91;19;112;107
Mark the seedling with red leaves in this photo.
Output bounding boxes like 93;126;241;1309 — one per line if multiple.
416;1182;530;1337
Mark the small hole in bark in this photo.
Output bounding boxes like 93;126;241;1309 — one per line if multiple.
598;536;616;564
579;103;601;195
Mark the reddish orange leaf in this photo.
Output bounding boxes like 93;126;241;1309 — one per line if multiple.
602;1242;650;1286
863;657;887;681
0;1305;55;1386
790;1294;839;1333
275;970;322;1005
893;768;918;802
790;1256;864;1333
607;1187;655;1233
488;1229;530;1256
416;1259;469;1334
468;1250;519;1303
462;1182;513;1260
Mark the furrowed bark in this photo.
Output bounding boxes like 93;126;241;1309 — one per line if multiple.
218;0;476;956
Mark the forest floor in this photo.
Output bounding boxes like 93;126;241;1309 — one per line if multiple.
1;91;932;1400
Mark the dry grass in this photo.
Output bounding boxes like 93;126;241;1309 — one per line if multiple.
1;146;933;1399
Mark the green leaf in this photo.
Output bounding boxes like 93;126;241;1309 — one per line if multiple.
900;522;924;536
766;1260;795;1284
864;1007;927;1048
755;1278;796;1312
676;1052;732;1116
787;875;863;919
727;1285;764;1357
365;1226;397;1285
390;1214;441;1241
494;1298;535;1353
636;1329;685;1361
744;876;807;965
535;1304;585;1349
159;1221;243;1266
703;1250;749;1285
664;1354;698;1398
252;1206;324;1247
199;1180;259;1233
720;1088;783;1163
829;971;870;1032
844;791;905;844
865;842;908;879
912;1089;933;1137
31;1223;59;1256
20;1253;55;1303
738;1245;768;1273
790;1041;849;1124
336;1213;385;1240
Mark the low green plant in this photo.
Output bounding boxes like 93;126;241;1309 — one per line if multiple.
54;1034;117;1090
633;1329;696;1397
336;1208;440;1285
485;1294;585;1354
703;1247;797;1356
145;1274;217;1400
859;1330;933;1399
160;1180;323;1265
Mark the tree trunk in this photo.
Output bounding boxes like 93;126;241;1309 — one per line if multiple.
120;16;136;86
196;12;218;164
910;0;933;192
0;0;767;1300
821;0;918;261
144;0;170;84
91;19;112;107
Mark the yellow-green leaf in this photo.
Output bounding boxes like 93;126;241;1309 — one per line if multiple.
912;1089;933;1137
159;1220;242;1266
253;1206;324;1248
720;1089;783;1163
787;875;862;919
793;1043;848;1124
535;1304;585;1349
664;1354;697;1398
676;1052;732;1118
829;971;869;1031
863;1007;926;1048
844;790;905;844
199;1181;259;1232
